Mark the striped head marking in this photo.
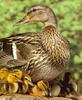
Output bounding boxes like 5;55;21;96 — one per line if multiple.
17;5;57;26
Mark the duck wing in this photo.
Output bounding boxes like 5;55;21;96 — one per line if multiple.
0;51;28;69
0;32;41;69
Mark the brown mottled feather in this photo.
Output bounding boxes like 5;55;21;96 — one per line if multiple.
0;25;70;82
0;5;70;82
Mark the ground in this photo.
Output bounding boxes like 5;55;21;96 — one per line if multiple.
0;94;82;100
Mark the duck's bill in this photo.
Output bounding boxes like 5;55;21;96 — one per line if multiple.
16;15;30;25
29;82;34;87
18;79;23;83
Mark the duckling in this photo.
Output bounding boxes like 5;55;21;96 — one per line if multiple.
37;80;48;91
12;69;23;80
58;72;78;97
0;68;9;81
50;82;61;97
7;69;23;94
0;5;70;83
50;72;78;98
30;85;46;96
7;73;19;94
21;74;34;94
0;68;9;95
30;80;49;97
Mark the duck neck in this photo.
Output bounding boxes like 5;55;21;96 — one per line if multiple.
44;8;57;27
41;25;69;61
45;18;56;27
41;25;56;57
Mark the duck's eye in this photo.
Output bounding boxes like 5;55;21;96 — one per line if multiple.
32;8;37;12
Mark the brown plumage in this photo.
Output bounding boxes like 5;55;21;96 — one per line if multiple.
0;5;70;82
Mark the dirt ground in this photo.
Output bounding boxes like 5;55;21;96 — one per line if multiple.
0;94;82;100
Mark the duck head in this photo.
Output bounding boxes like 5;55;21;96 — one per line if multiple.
17;5;57;27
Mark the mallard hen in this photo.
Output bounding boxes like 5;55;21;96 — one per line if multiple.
0;5;70;82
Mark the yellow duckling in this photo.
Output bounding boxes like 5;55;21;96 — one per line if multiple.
0;68;9;81
7;69;23;94
0;68;9;95
12;69;23;80
22;74;34;94
37;80;49;91
30;80;49;96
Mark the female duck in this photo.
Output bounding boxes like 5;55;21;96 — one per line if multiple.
1;5;70;82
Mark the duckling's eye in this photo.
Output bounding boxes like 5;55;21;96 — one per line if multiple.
24;77;28;80
14;74;17;78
